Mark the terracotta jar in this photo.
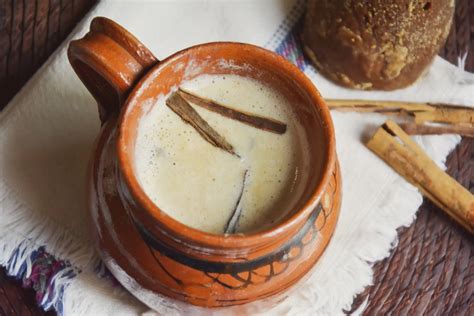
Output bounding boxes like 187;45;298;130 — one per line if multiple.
68;17;341;309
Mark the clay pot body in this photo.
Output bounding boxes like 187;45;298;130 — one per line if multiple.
68;17;341;309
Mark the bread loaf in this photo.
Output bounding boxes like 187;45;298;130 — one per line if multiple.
302;0;454;90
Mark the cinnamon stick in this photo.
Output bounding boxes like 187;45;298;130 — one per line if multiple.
327;99;474;126
166;92;237;157
178;88;287;134
366;120;474;233
399;122;474;137
224;170;249;234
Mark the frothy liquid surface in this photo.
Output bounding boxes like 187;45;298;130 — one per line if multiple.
135;74;309;234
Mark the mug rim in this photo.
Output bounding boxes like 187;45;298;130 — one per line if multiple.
117;42;336;249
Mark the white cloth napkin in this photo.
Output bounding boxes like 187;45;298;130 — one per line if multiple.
0;0;473;315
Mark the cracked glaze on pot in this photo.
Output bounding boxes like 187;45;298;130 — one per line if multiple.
68;17;341;308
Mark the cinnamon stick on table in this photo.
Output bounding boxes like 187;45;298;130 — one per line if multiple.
166;92;238;157
399;122;474;138
327;99;474;126
178;88;287;134
367;120;474;234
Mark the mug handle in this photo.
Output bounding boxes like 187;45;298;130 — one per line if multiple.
68;17;159;123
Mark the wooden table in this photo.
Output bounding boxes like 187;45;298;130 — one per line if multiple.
0;0;472;315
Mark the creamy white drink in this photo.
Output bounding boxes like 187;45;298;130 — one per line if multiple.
134;74;309;234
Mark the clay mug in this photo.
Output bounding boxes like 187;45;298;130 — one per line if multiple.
68;17;341;309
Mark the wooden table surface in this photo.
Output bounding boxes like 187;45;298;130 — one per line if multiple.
0;0;472;315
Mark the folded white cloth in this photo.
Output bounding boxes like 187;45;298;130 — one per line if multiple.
0;0;472;315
